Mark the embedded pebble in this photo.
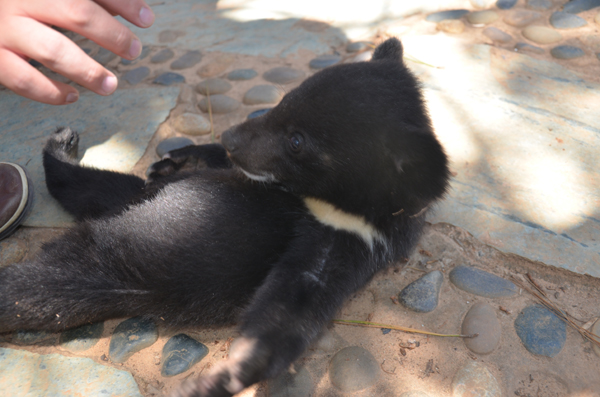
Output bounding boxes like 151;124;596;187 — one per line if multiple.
522;26;563;44
195;78;232;95
597;53;600;60
346;41;371;53
109;318;158;363
227;68;258;81
247;108;273;119
515;42;545;54
243;85;284;105
496;0;518;9
467;11;499;25
591;319;600;357
483;27;513;43
178;85;196;104
309;54;342;69
12;330;52;346
514;305;566;357
93;48;116;65
437;20;466;34
504;10;542;27
198;94;241;113
452;361;501;397
263;67;306;84
329;346;379;392
350;51;373;62
197;54;235;77
59;323;104;352
398;270;443;313
121;46;150;65
563;0;600;14
171;50;203;70
400;392;430;397
158;30;184;43
462;303;501;354
156;137;194;157
527;0;553;10
151;48;175;64
153;72;186;85
426;10;469;22
171;113;211;136
470;0;496;8
449;266;517;298
551;45;585;59
161;334;208;377
268;365;313;397
580;34;600;51
123;67;150;85
550;11;587;28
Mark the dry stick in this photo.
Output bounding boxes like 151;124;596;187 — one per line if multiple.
333;319;477;338
206;87;215;143
511;274;600;348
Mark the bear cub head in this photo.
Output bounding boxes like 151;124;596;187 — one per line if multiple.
222;38;449;224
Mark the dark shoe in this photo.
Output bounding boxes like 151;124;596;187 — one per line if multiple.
0;162;33;241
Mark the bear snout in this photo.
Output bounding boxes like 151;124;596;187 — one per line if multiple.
221;128;240;153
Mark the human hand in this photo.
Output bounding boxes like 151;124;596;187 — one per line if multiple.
0;0;154;105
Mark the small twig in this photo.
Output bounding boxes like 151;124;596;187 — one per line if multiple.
333;319;477;338
404;54;444;69
206;87;215;143
392;209;404;216
380;359;396;375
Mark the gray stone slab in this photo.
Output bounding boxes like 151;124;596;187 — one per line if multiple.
0;347;142;396
0;87;179;227
401;36;600;277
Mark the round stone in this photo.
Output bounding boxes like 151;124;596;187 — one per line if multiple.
515;42;545;54
109;317;158;363
467;11;499;25
198;95;241;114
398;270;443;313
195;78;232;95
268;365;313;397
151;48;175;64
504;11;542;27
161;334;209;377
93;48;117;65
437;20;466;34
263;67;306;84
483;27;512;43
197;54;235;78
514;305;566;357
153;72;186;85
309;54;342;69
243;85;284;105
527;0;552;10
329;347;379;392
156;137;194;158
172;113;211;136
247;108;273;120
121;46;150;65
59;323;104;352
449;266;517;298
123;66;150;85
496;0;518;9
426;10;469;22
400;392;431;397
171;50;203;70
462;303;501;354
158;30;184;43
470;0;496;8
563;0;600;14
346;41;371;53
591;319;600;357
550;11;587;29
12;330;52;345
452;361;501;397
227;68;258;81
522;26;563;44
551;45;585;59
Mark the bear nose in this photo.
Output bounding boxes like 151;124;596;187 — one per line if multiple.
221;129;239;153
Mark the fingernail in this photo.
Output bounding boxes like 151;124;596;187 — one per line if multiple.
101;75;118;95
139;6;155;27
128;38;142;59
65;92;79;103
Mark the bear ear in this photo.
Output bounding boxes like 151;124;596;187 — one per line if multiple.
371;38;403;62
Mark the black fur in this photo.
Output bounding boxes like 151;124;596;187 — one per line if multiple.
0;38;449;397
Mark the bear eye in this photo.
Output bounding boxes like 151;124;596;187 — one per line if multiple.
289;135;303;153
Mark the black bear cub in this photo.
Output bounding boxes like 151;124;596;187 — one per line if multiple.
0;38;449;397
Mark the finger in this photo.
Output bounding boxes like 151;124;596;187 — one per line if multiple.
0;48;79;105
3;19;118;96
26;0;143;60
95;0;155;28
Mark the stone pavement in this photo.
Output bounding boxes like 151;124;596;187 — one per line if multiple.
1;0;600;396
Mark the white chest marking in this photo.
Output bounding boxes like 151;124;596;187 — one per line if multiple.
303;197;384;249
